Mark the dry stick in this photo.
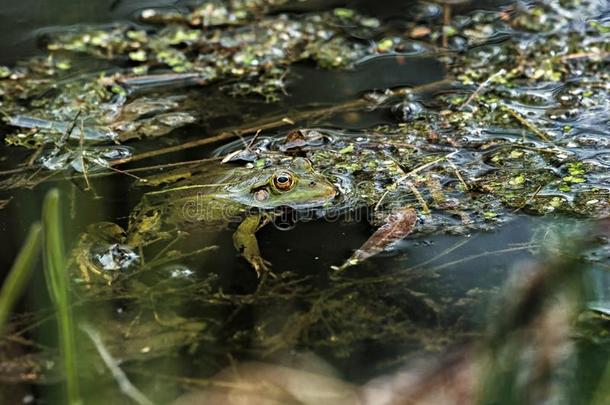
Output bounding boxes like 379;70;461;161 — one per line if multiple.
110;131;237;166
0;197;12;209
512;184;543;213
58;109;82;148
447;160;470;190
442;4;451;48
96;162;148;182
79;119;93;192
246;128;263;150
1;83;442;178
26;145;45;167
501;104;552;142
0;167;30;176
560;51;610;61
109;98;372;167
375;151;458;210
80;324;154;405
407;181;430;214
459;68;506;110
72;157;222;183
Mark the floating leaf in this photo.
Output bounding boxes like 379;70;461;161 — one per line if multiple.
333;207;417;271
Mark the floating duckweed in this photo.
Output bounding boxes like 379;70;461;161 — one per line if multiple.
509;175;526;186
483;211;497;219
55;59;72;70
339;144;355;154
0;4;608;400
0;66;10;79
333;8;355;19
128;50;147;62
563;176;586;184
567;162;586;176
377;38;394;52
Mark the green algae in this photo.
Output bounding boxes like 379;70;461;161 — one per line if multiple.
0;2;608;401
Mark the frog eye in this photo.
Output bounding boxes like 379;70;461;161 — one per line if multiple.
253;189;269;201
273;172;294;191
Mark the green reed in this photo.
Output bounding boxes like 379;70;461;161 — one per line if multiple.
0;223;41;336
42;189;81;404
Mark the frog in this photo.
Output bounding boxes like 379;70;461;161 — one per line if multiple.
108;156;338;278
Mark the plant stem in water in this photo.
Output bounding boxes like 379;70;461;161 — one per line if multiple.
42;189;81;405
0;223;42;336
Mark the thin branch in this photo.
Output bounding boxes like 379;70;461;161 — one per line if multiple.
560;51;610;61
459;68;506;110
512;184;543;213
110;98;369;166
80;324;154;405
375;151;457;210
501;104;552;142
407;182;430;214
79;119;93;192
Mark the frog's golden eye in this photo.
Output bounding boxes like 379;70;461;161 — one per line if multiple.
273;172;294;191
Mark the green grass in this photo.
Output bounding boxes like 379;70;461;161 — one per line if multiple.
42;189;81;404
0;223;41;336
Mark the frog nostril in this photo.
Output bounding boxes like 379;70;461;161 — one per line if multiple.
309;181;316;187
254;189;269;201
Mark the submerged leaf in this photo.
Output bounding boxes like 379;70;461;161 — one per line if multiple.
333;207;417;271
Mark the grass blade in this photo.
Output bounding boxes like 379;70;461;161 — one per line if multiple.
42;188;81;404
0;223;42;336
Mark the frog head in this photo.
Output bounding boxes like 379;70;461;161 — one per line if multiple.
222;157;337;209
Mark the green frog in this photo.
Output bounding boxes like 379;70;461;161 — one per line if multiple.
76;157;337;282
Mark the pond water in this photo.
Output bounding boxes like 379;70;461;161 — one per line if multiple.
0;0;608;404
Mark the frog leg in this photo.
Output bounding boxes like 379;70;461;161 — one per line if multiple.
233;213;272;277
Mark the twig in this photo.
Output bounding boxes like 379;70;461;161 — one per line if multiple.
96;162;148;182
407;182;430;214
442;4;451;48
375;151;457;210
46;157;222;185
0;166;33;176
79;119;93;192
459;68;506;110
110;131;237;166
501;104;552;142
512;184;543;213
560;51;610;61
447;160;470;190
0;197;12;210
26;145;45;167
110;98;369;166
80;324;154;405
58;110;82;148
246;129;262;150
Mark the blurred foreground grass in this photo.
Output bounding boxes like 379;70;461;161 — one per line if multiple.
0;190;608;404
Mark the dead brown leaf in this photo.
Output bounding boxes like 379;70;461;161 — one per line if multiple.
333;207;417;271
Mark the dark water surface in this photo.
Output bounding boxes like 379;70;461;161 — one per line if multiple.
0;0;529;290
0;0;608;403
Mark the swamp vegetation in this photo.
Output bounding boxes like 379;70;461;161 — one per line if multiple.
0;0;609;403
